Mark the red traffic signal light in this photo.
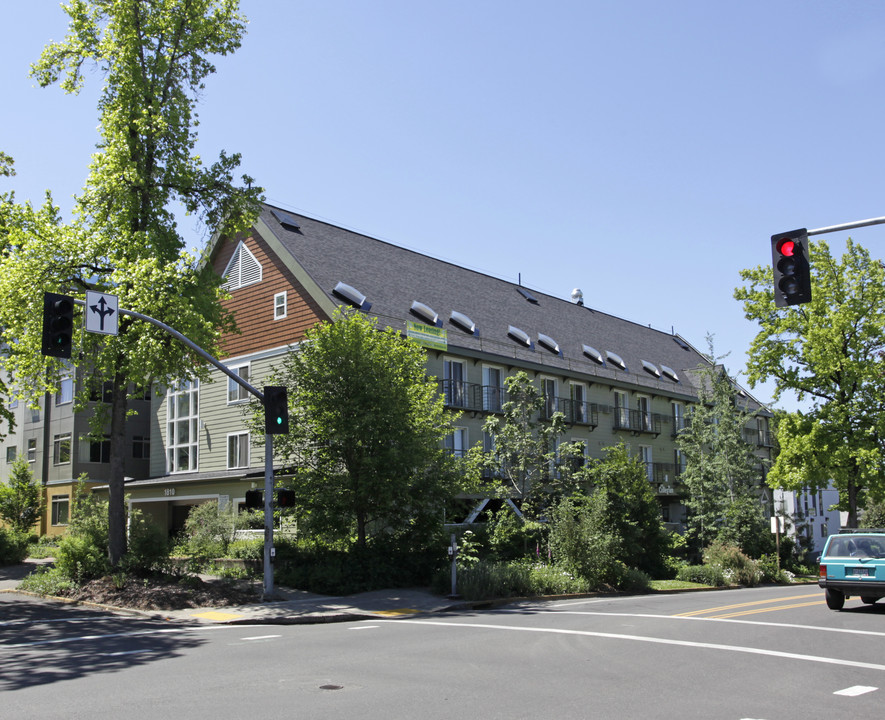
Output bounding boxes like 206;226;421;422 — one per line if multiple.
771;229;812;307
42;292;75;358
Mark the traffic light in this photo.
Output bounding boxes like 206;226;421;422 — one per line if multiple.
277;488;295;508
41;292;75;358
245;489;263;509
263;385;289;434
771;229;812;307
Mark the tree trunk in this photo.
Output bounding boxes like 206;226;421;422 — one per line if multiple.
107;374;129;567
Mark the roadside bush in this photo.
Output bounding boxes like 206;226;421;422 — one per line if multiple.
703;540;761;587
0;527;29;565
55;533;110;582
175;501;237;563
124;509;170;575
620;567;652;592
757;553;793;584
675;564;726;587
19;566;78;596
486;509;546;561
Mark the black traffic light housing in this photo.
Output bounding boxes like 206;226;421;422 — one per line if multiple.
771;229;812;307
263;385;289;434
42;292;75;358
244;489;263;510
277;488;295;508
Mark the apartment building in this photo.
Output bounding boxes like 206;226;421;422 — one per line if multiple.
109;202;774;537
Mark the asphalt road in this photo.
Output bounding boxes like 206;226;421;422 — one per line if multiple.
3;585;885;719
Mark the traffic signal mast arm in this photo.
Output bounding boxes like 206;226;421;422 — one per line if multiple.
806;215;885;237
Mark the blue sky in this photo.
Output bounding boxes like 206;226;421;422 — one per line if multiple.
4;1;885;410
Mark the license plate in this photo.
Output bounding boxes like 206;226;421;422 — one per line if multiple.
852;567;871;577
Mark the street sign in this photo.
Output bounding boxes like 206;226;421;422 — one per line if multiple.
84;291;119;336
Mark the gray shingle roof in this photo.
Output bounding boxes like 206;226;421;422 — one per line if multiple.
259;203;763;408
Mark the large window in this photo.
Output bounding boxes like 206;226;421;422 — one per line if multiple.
51;494;70;526
445;427;468;458
53;434;72;465
443;358;466;408
132;435;150;460
228;364;251;404
227;431;250;469
55;376;73;405
167;379;199;473
613;390;629;429
81;435;110;464
541;378;557;419
482;366;503;412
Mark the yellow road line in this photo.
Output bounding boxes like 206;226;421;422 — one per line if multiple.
370;608;420;617
191;610;245;621
674;593;821;617
711;599;824;619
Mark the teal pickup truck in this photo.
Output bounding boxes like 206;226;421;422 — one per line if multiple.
819;530;885;610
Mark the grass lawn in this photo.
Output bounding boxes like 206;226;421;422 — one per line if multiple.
649;579;713;591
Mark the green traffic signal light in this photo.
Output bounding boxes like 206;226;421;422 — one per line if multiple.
263;385;289;434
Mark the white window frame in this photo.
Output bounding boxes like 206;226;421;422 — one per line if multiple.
167;379;199;473
227;431;250;469
614;390;629;429
27;438;36;463
228;364;251;404
56;376;73;406
672;401;685;433
636;394;652;432
53;433;72;465
639;444;653;482
541;377;558;418
51;494;70;526
445;427;468;458
443;357;467;408
482;365;504;412
274;291;287;320
569;382;588;423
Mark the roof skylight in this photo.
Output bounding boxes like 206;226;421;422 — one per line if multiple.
410;301;439;326
661;365;679;382
606;351;627;370
516;287;539;305
641;360;661;378
538;333;560;355
582;345;604;365
271;208;301;231
508;325;533;348
332;281;371;310
450;310;477;335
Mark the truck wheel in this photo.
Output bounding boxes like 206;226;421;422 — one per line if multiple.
825;588;845;610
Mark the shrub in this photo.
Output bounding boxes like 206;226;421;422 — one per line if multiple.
756;553;793;584
0;527;29;565
124;509;170;575
486;509;545;561
619;567;652;592
55;533;110;582
19;566;78;596
675;564;726;586
703;540;761;587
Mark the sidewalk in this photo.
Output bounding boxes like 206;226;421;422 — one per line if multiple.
0;559;476;625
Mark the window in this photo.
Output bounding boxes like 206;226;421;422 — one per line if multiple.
443;359;467;408
541;378;557;419
614;390;629;429
51;494;70;526
639;445;653;482
228;364;251;404
90;380;114;403
167;379;199;473
132;435;150;460
636;395;652;432
83;435;110;464
482;366;503;412
672;402;685;434
674;449;686;475
53;434;72;465
27;438;36;463
5;446;15;463
221;241;262;291
227;431;250;469
445;427;468;458
569;383;587;424
274;292;287;320
56;376;73;405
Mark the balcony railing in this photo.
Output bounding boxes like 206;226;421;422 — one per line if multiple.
540;396;599;428
744;429;774;447
439;380;508;413
613;408;661;435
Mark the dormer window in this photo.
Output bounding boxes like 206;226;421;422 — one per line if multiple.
222;241;262;291
661;365;679;382
641;360;661;378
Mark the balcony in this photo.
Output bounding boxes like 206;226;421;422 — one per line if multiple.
439;380;508;413
613;408;661;436
744;428;774;447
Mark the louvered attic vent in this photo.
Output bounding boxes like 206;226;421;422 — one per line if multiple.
538;333;560;355
410;301;439;326
583;345;604;365
641;360;661;378
450;310;477;335
606;351;627;371
271;208;301;231
661;365;679;382
221;241;262;291
332;282;371;310
508;325;533;348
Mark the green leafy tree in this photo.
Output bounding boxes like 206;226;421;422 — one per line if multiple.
256;309;462;548
0;1;261;566
587;442;669;576
676;340;764;548
0;458;44;534
467;371;589;516
735;238;885;527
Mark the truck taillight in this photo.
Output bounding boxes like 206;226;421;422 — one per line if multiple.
819;564;827;579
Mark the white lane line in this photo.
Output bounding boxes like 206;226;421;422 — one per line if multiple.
241;634;281;641
834;685;878;697
0;624;246;650
396;619;885;673
539;610;885;639
348;625;380;631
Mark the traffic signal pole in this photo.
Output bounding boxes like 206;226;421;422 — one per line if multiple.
71;300;280;598
806;215;885;237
